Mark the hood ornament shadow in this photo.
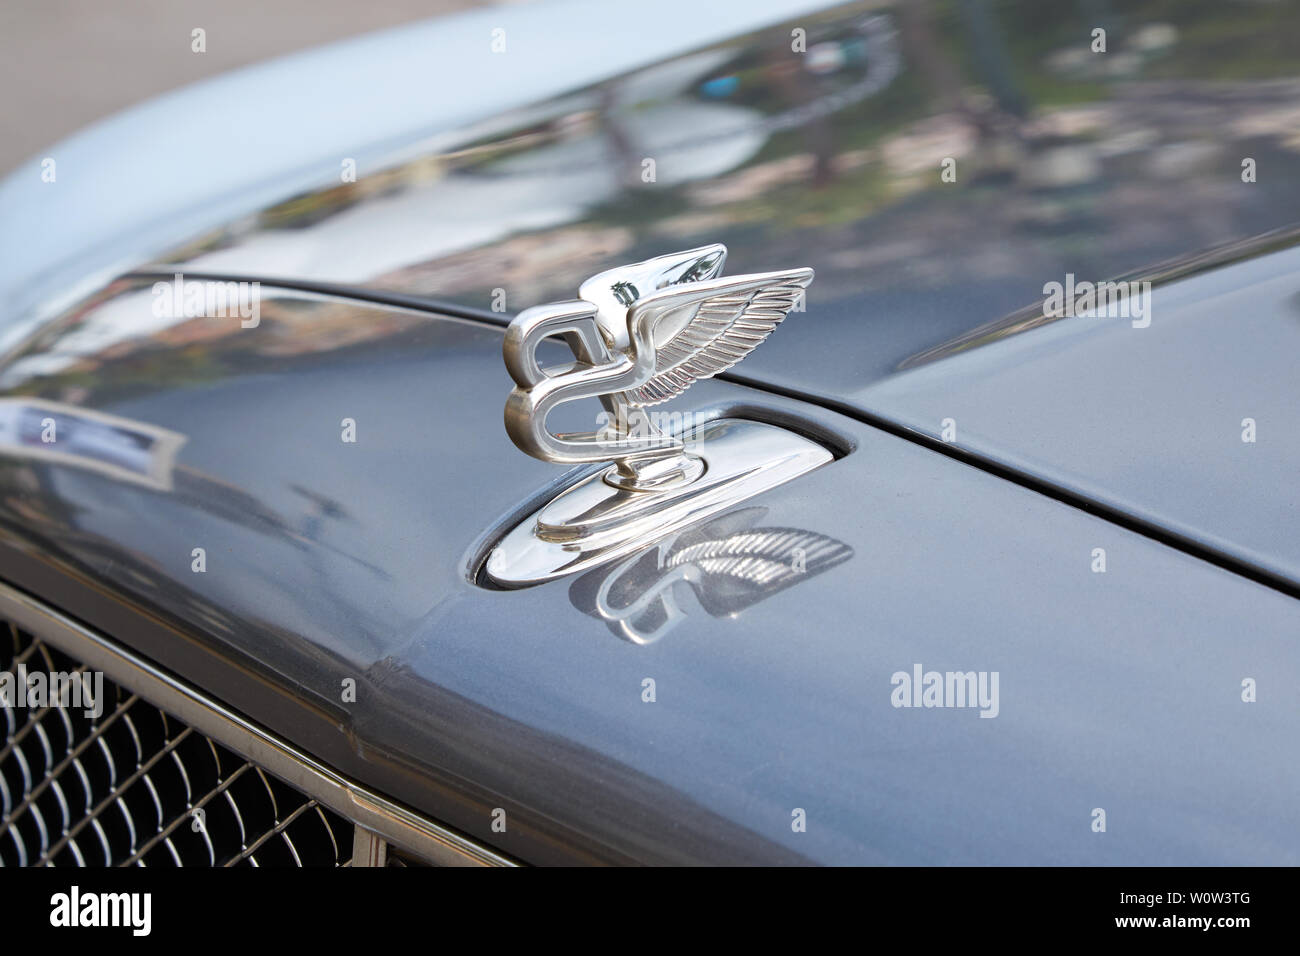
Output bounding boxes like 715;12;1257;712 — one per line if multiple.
484;245;836;588
569;507;854;644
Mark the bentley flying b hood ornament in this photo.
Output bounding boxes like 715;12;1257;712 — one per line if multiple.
485;244;834;588
503;243;813;489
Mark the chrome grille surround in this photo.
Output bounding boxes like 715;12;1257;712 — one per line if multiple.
0;581;513;867
1;626;353;866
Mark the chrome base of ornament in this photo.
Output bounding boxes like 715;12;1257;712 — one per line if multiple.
484;418;833;588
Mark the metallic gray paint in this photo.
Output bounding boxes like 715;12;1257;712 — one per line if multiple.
2;0;1299;865
0;285;1296;864
135;0;1300;400
84;0;1299;595
852;244;1300;592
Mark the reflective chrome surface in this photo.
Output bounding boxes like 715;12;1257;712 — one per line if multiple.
492;243;821;583
568;506;854;645
502;244;812;484
483;418;834;588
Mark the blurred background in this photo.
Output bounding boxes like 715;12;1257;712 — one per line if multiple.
0;0;511;175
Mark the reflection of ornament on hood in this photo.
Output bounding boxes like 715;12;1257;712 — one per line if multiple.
568;507;854;645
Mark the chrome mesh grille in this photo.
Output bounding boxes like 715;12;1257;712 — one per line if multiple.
0;621;354;866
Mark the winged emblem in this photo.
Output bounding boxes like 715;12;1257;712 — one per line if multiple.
569;507;855;644
503;244;813;491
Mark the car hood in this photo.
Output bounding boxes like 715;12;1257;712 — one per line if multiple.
834;242;1300;594
7;0;1298;588
0;281;1296;865
2;0;1299;864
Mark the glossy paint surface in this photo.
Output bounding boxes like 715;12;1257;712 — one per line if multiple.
87;0;1296;589
852;245;1300;590
3;0;1300;866
0;0;830;350
134;0;1300;396
0;285;1296;864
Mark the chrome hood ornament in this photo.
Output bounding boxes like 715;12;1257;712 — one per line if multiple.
503;243;813;490
485;244;832;588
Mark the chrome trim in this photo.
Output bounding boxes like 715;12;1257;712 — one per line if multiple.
0;580;516;867
350;827;389;867
502;244;813;487
485;418;832;587
492;246;822;585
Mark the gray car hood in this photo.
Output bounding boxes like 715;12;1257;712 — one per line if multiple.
1;0;1299;864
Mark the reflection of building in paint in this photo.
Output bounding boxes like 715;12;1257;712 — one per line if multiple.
0;287;430;390
570;507;853;645
0;398;185;491
166;21;903;296
173;48;770;289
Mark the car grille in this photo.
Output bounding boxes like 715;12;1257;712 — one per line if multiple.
0;620;354;867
